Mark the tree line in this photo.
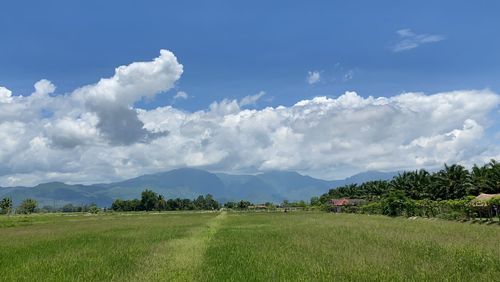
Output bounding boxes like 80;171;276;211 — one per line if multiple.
111;189;221;211
0;198;39;215
0;197;101;215
313;160;500;220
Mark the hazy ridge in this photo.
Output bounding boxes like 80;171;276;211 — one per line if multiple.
0;168;397;207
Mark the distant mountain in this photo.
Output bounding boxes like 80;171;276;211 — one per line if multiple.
0;182;112;207
331;170;399;186
0;168;398;207
99;168;229;200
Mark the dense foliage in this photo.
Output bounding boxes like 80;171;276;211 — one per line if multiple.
16;198;38;214
111;189;220;212
316;160;500;219
0;197;13;214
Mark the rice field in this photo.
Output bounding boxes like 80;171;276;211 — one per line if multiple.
0;211;498;281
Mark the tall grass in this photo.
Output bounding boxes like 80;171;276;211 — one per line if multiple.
0;212;218;281
199;212;499;281
0;212;498;281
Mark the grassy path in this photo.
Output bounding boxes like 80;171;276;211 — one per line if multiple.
135;211;227;281
0;212;219;281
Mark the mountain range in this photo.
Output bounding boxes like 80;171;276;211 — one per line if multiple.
0;168;398;207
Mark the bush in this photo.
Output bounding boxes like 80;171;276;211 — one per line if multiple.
436;211;463;220
360;202;382;214
88;205;100;214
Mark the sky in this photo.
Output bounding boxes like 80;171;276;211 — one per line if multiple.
0;1;499;186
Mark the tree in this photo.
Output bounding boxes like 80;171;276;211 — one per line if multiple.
281;200;289;208
431;164;471;200
41;205;56;213
111;199;125;211
237;200;251;209
471;164;490;195
88;204;99;214
141;189;158;211
194;195;207;209
360;180;390;200
390;170;431;200
486;159;500;193
381;191;409;217
17;199;37;214
204;194;220;210
310;196;320;206
62;203;76;212
156;195;167;211
224;201;237;209
0;197;13;214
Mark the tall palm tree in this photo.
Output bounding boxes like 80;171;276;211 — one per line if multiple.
487;159;500;193
390;170;431;200
471;164;490;195
432;164;471;200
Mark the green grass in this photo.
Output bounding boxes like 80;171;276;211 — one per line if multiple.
0;212;498;281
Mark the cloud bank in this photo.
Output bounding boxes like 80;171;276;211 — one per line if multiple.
0;50;499;186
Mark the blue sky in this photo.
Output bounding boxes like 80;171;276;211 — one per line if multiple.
0;1;499;185
1;1;500;110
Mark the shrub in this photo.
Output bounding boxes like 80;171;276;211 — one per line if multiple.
88;205;100;214
360;202;382;214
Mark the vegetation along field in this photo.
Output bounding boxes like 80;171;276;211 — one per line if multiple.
1;211;498;281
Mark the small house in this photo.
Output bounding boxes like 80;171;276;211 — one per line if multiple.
471;193;500;206
329;198;365;213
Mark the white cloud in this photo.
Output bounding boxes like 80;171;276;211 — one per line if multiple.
73;49;182;106
174;91;189;100
0;87;13;103
307;71;321;84
392;29;446;52
72;49;183;145
0;50;499;186
33;79;56;97
239;91;266;107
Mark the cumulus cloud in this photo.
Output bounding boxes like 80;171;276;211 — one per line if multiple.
138;90;499;179
392;29;446;52
73;49;182;145
307;71;321;84
33;79;56;97
0;87;13;103
174;91;189;100
0;50;499;186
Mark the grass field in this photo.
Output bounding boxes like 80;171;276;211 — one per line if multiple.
0;212;499;281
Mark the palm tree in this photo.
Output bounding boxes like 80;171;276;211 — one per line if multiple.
390;170;430;200
361;180;390;200
471;164;490;195
432;164;471;200
487;159;500;193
